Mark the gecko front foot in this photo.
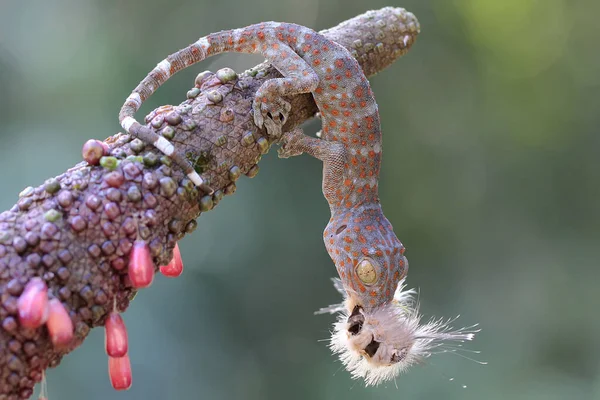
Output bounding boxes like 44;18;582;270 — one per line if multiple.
277;128;305;158
252;86;291;139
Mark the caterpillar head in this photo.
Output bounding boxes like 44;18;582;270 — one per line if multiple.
318;278;479;386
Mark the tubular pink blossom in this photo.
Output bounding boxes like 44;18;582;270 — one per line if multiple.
108;353;132;391
104;312;128;358
128;240;154;288
17;278;49;329
159;243;183;277
46;299;74;348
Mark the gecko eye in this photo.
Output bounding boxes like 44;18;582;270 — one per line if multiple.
347;305;364;335
356;259;378;285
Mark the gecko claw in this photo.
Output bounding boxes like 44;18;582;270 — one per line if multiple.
252;95;291;139
277;128;305;158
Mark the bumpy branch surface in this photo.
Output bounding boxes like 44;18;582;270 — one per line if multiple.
0;8;416;399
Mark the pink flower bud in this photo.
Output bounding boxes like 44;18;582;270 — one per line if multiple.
128;241;154;288
18;278;49;329
105;312;128;358
46;299;74;348
159;243;183;278
108;353;132;391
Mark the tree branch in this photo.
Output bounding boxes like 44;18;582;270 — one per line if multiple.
0;7;418;398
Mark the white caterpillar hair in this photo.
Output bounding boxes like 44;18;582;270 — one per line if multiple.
316;278;480;386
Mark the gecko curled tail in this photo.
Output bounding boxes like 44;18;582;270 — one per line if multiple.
118;22;325;190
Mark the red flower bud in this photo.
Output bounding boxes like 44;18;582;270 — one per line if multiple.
105;312;128;358
46;299;74;347
108;354;132;391
18;278;49;329
128;240;154;288
159;243;183;278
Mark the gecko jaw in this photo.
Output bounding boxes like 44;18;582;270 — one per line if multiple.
326;278;479;386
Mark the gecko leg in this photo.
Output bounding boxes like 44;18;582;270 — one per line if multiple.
278;128;343;161
278;128;346;202
253;46;319;138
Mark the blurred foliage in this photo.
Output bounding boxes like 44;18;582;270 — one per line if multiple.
1;0;599;399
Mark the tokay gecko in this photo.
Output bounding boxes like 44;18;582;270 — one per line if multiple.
118;7;477;385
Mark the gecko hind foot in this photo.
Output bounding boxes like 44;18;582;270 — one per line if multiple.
277;128;305;159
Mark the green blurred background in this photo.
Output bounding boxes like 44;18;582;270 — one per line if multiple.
1;0;599;399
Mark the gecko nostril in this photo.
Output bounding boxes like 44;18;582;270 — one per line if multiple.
364;338;380;358
335;224;347;235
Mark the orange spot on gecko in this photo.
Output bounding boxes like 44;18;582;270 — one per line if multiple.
313;59;321;66
344;236;353;243
344;179;352;187
335;59;344;68
329;83;338;90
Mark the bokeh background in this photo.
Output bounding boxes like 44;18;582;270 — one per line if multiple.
1;0;599;399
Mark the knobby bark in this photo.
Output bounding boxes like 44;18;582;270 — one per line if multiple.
0;7;417;398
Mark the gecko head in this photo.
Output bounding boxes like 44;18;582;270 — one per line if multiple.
327;278;479;386
326;209;408;310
